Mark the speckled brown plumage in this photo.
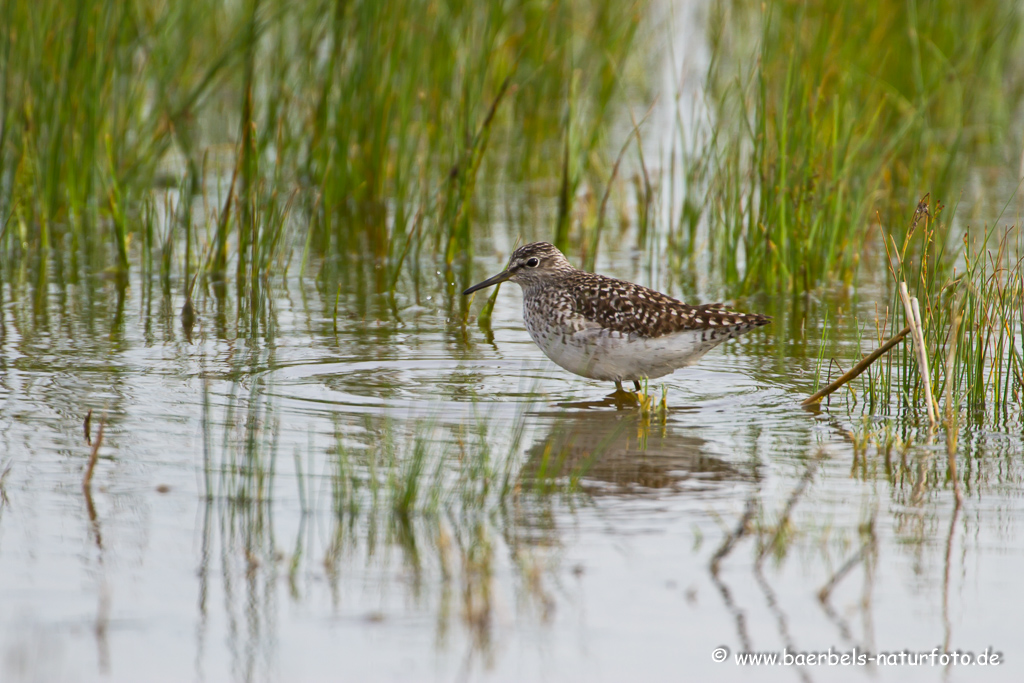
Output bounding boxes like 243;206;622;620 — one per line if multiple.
565;273;767;337
491;242;769;338
463;242;771;387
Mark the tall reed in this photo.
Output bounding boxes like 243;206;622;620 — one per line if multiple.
667;0;1023;293
0;0;645;301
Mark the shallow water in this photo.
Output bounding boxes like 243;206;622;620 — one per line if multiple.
4;3;1024;681
1;240;1022;683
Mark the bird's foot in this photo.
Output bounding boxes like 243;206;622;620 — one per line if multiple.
608;389;642;408
609;380;659;409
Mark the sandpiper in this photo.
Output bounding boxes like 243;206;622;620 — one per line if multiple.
463;242;770;392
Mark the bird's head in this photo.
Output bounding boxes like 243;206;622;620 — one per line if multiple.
463;242;573;294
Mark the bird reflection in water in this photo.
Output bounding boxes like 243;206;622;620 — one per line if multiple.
520;400;751;495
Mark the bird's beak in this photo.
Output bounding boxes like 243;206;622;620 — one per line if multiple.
463;268;513;295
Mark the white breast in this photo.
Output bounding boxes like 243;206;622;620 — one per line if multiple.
524;318;737;382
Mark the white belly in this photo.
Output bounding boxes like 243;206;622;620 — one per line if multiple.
524;322;736;382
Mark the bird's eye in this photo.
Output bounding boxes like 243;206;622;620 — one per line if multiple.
526;257;540;268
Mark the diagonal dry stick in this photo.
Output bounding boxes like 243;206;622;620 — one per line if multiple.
802;326;911;406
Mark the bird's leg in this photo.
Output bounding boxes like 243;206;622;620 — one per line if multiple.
632;380;642;392
614;380;624;393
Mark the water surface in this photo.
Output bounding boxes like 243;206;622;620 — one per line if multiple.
1;240;1022;683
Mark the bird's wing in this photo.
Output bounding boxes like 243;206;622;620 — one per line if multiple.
571;277;770;338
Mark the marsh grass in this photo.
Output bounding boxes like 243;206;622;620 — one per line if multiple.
0;0;644;308
925;223;1024;426
663;0;1023;293
816;195;1024;435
